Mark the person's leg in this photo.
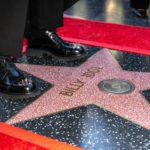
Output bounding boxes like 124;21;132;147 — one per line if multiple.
130;0;149;9
130;0;150;17
29;0;79;35
0;0;28;57
63;0;79;11
28;0;86;60
0;0;38;99
29;0;64;38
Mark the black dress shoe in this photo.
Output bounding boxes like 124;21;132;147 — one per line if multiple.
0;58;39;99
28;31;87;60
131;8;148;18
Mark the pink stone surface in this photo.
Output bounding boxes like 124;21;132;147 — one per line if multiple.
7;49;150;130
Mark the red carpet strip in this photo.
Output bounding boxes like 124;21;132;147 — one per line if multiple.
0;122;82;150
58;17;150;56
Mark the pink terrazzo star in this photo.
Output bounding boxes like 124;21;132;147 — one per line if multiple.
7;49;150;130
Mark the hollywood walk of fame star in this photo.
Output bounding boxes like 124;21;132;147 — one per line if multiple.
7;49;150;129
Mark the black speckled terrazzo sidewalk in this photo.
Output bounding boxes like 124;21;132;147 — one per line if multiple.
14;104;150;150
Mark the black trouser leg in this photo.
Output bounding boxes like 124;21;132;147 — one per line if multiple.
0;0;29;57
130;0;150;9
29;0;63;38
28;0;79;38
63;0;79;10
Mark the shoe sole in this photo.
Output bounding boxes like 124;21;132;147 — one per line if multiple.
0;88;41;100
27;46;88;61
42;49;88;61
